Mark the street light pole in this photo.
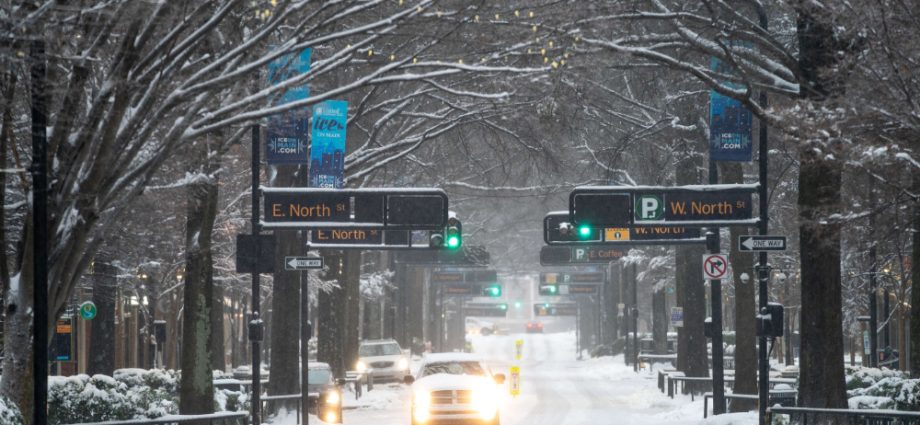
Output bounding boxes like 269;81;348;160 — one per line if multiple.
250;124;263;425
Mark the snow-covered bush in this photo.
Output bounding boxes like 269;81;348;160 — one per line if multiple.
0;395;24;425
48;368;243;424
845;366;920;410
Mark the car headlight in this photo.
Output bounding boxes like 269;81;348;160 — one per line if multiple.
397;357;409;370
325;390;340;405
356;361;367;373
413;391;431;423
472;384;500;420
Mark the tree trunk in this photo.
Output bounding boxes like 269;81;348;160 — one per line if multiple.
794;3;848;418
721;163;757;411
674;136;708;385
1;223;34;424
343;250;362;371
318;251;346;377
178;143;218;416
210;279;225;373
910;170;920;377
88;255;117;376
796;146;847;411
268;228;302;407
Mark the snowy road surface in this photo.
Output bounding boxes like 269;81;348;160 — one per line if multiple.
302;332;756;425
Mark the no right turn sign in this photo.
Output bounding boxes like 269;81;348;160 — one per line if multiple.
702;254;729;280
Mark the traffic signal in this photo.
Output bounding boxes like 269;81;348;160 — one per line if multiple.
483;284;502;297
577;224;592;239
429;230;444;248
446;217;462;249
514;301;522;309
499;303;508;310
539;284;559;296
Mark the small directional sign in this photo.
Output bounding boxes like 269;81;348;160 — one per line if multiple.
702;254;729;280
285;256;324;270
739;235;786;252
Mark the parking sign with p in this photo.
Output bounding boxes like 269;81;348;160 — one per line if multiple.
635;194;664;221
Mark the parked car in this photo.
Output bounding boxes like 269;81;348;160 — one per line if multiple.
307;362;343;424
404;353;505;425
356;339;411;383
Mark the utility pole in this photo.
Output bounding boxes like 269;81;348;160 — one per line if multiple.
31;37;49;425
708;160;726;416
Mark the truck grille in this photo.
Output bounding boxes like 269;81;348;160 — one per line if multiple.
431;390;473;405
370;361;393;368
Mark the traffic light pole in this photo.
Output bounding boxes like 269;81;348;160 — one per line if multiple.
250;124;263;425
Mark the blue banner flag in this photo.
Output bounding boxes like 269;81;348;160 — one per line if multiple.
709;56;753;162
266;48;312;164
309;100;348;188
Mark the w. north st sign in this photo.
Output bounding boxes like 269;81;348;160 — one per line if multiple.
570;185;757;227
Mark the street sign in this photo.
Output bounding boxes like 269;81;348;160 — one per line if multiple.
671;307;684;327
539;246;626;265
571;193;632;227
703;254;729;280
261;188;448;230
739;235;787;252
544;211;706;246
605;228;630;241
284;256;324;270
569;185;758;227
311;228;383;245
541;272;604;284
510;366;521;396
79;301;97;320
463;303;508;317
533;303;578;316
236;234;275;274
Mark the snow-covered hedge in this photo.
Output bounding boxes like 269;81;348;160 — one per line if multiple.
0;395;24;425
845;366;920;410
48;369;248;425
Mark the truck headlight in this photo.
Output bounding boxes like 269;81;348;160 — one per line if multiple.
413;391;431;423
472;384;499;420
397;357;409;370
356;361;367;373
325;390;340;405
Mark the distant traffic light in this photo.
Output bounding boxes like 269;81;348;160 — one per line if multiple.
446;217;462;249
483;284;502;297
499;303;508;310
577;224;592;240
514;301;522;309
539;284;559;296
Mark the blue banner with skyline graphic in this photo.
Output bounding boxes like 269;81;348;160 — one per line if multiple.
309;100;348;188
266;48;311;164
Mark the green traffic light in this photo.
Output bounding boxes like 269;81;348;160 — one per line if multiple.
578;225;592;239
499;303;507;310
514;301;522;309
549;285;557;294
447;235;461;248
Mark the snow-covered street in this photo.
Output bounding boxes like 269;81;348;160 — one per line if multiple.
314;332;755;425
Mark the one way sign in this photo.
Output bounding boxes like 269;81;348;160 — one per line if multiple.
702;254;729;280
738;236;787;252
285;256;324;271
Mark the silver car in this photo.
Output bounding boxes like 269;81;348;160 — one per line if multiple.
356;339;411;382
